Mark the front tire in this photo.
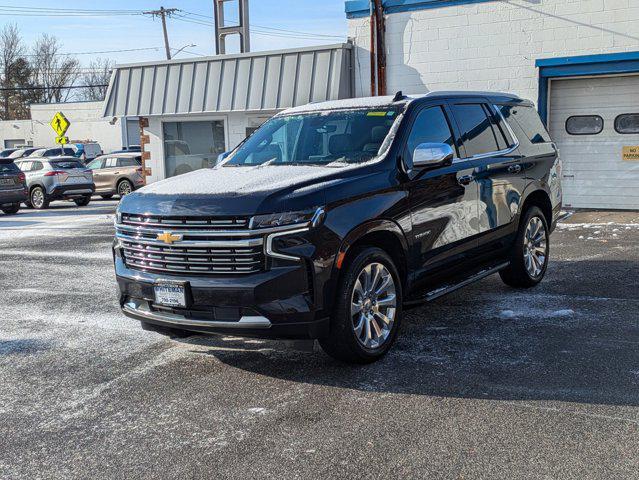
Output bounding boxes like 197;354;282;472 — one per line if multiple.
319;247;402;364
1;203;19;215
30;187;49;210
500;206;550;288
74;195;91;207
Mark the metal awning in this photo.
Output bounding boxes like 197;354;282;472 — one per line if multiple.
103;43;353;117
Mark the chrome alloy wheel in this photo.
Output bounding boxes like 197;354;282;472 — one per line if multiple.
31;188;44;209
118;181;132;196
523;216;547;278
351;262;397;349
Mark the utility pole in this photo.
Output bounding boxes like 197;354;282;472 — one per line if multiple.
143;6;180;60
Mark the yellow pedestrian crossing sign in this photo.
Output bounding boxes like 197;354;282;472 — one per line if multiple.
50;112;70;137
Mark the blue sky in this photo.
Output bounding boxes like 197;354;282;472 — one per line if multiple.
3;0;348;66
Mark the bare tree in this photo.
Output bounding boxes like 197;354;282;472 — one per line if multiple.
80;58;113;101
31;33;80;104
0;23;25;119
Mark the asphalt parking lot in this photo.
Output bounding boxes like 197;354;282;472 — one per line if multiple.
1;201;638;479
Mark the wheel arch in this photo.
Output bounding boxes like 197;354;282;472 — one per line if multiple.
333;219;409;290
519;188;553;229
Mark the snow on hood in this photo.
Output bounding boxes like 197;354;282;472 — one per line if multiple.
277;95;413;116
137;164;346;196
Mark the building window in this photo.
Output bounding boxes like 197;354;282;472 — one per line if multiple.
614;114;639;134
565;115;603;135
163;121;225;178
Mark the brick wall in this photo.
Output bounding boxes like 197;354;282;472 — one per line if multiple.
348;0;639;103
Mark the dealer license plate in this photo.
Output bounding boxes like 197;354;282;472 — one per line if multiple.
0;178;13;185
154;283;187;307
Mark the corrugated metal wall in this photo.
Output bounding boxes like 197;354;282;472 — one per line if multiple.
103;43;353;117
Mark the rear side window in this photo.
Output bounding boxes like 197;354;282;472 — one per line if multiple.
117;157;140;167
405;106;456;169
32;161;44;171
499;105;551;144
614;114;639;134
0;161;18;173
451;104;500;157
566;115;603;135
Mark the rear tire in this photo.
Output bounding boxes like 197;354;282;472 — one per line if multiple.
1;203;19;215
319;247;402;364
74;195;91;207
30;186;49;210
117;179;133;197
101;194;114;200
141;321;193;339
500;206;550;288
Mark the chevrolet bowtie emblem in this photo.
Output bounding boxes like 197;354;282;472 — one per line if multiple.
157;232;183;245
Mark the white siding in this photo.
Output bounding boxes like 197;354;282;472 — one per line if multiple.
348;0;639;101
548;74;639;209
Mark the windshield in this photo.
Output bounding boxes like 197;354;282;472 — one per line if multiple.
224;108;400;167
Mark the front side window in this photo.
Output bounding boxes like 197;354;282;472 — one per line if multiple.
87;158;104;170
566;115;603;135
614;114;639;134
405;106;455;169
451;104;500;158
163;120;226;178
225;108;400;167
105;158;118;168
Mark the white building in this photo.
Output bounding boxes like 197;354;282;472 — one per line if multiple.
346;0;639;209
0;101;139;153
103;44;353;184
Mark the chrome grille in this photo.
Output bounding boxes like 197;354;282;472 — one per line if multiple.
116;214;265;275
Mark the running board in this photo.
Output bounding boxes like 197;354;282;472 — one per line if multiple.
405;262;510;306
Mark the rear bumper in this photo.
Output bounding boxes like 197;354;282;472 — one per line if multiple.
48;183;95;199
115;257;330;340
0;187;28;206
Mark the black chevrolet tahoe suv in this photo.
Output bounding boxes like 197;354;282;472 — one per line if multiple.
114;91;562;363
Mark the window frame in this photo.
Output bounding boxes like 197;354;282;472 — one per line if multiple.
565;115;604;136
614;113;639;135
446;99;520;161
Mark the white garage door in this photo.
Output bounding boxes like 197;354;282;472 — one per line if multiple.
548;74;639;210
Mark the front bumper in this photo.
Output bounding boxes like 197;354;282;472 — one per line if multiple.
0;187;28;206
115;257;330;339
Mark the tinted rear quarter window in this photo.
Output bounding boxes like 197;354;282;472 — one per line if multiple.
614;114;639;134
500;105;551;144
565;115;603;135
451;104;500;157
117;157;140;167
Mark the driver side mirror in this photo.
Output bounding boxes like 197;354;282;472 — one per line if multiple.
412;143;454;169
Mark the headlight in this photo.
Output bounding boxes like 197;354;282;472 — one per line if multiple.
250;207;324;229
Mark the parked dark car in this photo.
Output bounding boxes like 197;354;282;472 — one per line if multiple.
0;159;28;214
113;91;562;363
15;157;95;209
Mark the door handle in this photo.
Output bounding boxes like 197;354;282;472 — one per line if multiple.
508;164;522;174
458;175;474;186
